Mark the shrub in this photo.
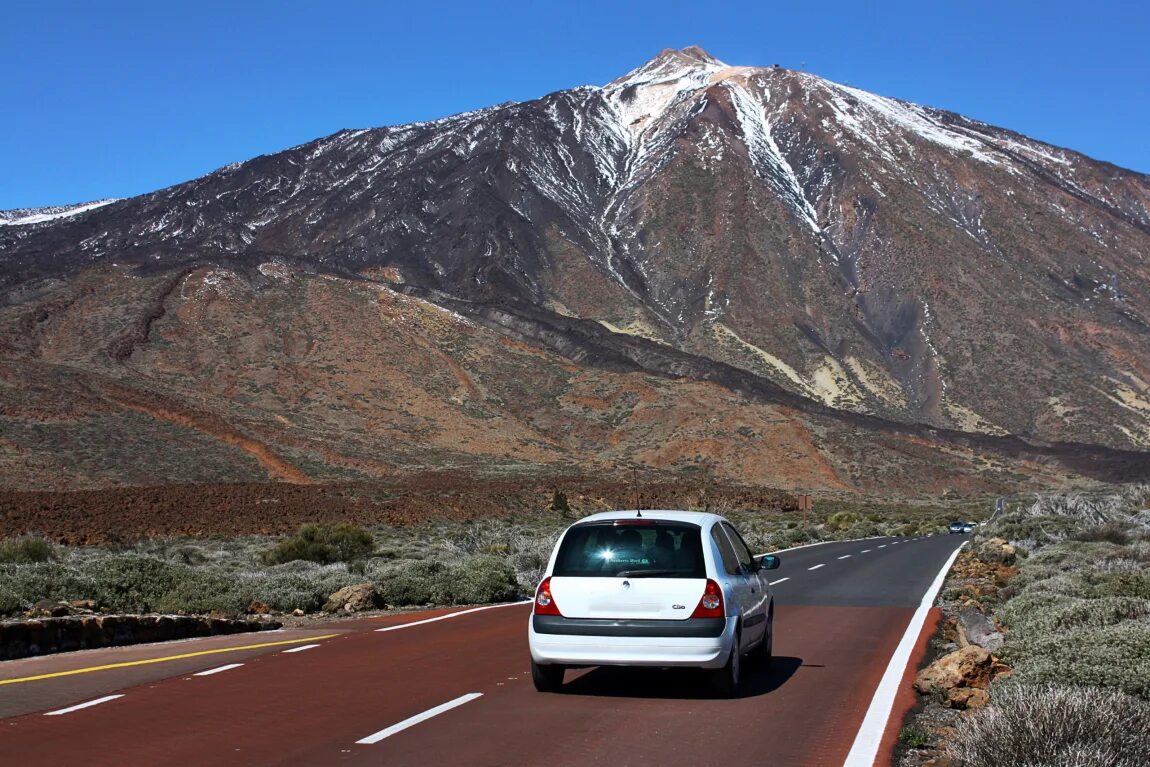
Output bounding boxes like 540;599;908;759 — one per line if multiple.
450;556;520;605
243;569;357;613
84;556;193;612
263;523;374;565
1003;621;1150;698
947;683;1150;766
153;569;245;614
1071;522;1134;546
826;511;859;532
1000;592;1150;633
989;514;1079;549
0;562;99;610
0;535;55;564
372;556;520;607
550;489;570;513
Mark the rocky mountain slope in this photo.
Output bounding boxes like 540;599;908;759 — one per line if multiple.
2;47;1148;496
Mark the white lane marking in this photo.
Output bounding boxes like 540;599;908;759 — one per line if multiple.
193;663;243;677
843;542;967;767
759;534;887;558
283;643;320;654
769;577;790;585
45;695;124;716
878;545;887;548
838;555;852;560
356;693;483;745
861;549;872;553
807;564;825;571
375;601;530;633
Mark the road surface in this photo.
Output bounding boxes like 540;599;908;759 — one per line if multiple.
0;535;964;766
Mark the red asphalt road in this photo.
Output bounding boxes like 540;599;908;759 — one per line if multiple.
1;605;908;766
0;537;958;766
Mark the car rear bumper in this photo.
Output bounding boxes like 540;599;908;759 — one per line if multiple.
528;615;737;669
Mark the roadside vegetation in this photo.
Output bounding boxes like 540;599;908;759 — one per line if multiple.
0;497;973;619
900;485;1150;766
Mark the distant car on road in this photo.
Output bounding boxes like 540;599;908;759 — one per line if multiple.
528;510;780;697
948;521;968;534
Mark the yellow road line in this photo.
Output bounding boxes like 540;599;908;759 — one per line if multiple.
0;633;341;686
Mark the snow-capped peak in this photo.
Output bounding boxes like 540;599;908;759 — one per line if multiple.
608;46;727;90
603;47;725;145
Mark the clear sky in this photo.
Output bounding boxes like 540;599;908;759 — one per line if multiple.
2;0;1147;209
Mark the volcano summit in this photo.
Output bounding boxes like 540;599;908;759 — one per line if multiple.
2;48;1149;498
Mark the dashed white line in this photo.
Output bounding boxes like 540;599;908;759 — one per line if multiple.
193;663;243;677
45;695;123;716
283;643;320;654
356;693;483;745
808;564;826;571
878;545;888;548
375;601;530;633
769;577;790;585
861;549;872;553
838;555;852;560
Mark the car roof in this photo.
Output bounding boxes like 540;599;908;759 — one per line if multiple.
573;509;725;525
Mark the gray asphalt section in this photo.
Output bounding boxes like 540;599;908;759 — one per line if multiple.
769;535;966;608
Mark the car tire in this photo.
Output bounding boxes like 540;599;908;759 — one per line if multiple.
531;659;564;692
711;631;742;698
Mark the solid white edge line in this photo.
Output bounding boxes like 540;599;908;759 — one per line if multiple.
283;643;321;654
374;600;531;633
768;577;790;585
842;542;967;767
44;694;124;716
808;563;826;571
356;693;483;744
193;663;243;677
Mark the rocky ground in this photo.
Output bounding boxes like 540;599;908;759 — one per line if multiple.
897;539;1017;766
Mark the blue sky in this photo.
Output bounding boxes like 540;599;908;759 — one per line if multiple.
2;0;1147;209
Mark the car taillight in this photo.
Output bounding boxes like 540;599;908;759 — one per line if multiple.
534;576;561;616
690;579;725;619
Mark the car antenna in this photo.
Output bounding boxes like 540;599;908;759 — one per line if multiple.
633;466;642;517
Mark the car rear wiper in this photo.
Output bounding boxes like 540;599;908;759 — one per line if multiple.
614;569;680;578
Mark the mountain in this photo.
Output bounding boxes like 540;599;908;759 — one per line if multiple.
2;47;1149;497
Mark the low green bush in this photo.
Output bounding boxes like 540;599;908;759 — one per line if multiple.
263;523;374;565
1003;620;1150;698
84;556;193;613
0;562;99;611
372;556;520;607
1000;591;1150;633
947;682;1150;766
0;535;55;564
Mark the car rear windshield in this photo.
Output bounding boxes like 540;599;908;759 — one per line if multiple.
552;521;706;578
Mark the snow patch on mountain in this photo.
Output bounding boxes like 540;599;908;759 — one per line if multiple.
0;199;120;227
726;82;821;234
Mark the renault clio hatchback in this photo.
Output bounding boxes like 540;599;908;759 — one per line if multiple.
527;510;780;696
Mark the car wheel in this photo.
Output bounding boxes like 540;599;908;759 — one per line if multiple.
711;631;742;697
750;607;773;669
531;659;564;692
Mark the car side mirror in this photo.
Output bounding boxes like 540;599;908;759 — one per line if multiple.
758;554;780;571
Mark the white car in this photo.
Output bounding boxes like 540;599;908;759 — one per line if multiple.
527;510;780;696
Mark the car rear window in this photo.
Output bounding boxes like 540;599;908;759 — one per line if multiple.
552;521;706;578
